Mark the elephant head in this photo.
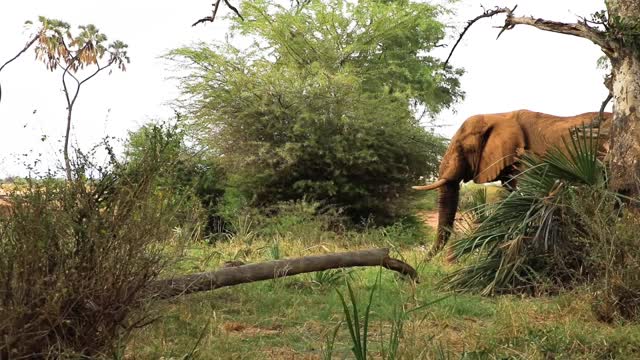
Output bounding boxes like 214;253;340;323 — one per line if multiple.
414;110;612;260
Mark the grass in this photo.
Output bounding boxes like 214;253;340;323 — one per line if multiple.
125;197;640;359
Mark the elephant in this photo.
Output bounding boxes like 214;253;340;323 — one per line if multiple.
413;109;612;259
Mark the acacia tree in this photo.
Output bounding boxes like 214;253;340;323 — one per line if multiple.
449;2;640;195
0;17;129;180
173;0;461;220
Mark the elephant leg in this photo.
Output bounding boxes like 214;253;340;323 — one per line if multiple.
497;165;519;191
428;182;460;258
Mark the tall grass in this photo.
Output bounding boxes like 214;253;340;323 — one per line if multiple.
335;272;380;360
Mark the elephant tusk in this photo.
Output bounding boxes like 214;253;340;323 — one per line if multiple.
411;179;447;191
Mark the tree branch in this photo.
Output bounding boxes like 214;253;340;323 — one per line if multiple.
192;0;243;27
223;0;244;21
0;33;40;74
192;0;222;27
148;248;418;300
444;5;615;67
503;13;613;53
0;33;41;103
444;6;518;68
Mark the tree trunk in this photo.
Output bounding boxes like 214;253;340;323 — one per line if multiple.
606;0;640;195
148;248;418;300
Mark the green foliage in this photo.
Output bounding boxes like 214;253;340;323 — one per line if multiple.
232;0;463;112
336;273;380;360
458;185;487;212
310;269;354;288
28;16;129;72
584;210;640;323
168;0;459;222
0;142;184;358
124;121;226;234
591;10;640;56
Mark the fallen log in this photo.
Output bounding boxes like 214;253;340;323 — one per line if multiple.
149;248;417;300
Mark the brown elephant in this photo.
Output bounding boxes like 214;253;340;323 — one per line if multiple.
414;109;612;259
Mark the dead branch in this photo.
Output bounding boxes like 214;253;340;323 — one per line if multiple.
444;5;517;68
148;248;418;300
503;14;613;54
444;5;614;67
192;0;244;27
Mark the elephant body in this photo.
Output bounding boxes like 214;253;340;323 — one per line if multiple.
414;109;612;258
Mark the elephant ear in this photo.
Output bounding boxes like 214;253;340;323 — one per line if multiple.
474;122;526;184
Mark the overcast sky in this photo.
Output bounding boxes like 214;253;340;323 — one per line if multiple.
0;0;610;177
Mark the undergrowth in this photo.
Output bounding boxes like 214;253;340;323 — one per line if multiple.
125;179;640;359
0;143;191;358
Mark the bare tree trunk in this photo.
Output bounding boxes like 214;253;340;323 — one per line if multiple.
63;106;73;181
148;248;418;300
606;0;640;195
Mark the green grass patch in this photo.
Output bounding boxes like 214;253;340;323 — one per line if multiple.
127;202;640;359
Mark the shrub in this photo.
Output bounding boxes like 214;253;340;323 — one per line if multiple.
124;121;226;235
169;0;460;223
585;211;640;323
0;143;186;357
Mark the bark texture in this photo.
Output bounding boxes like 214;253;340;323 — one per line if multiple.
606;0;640;194
148;248;418;300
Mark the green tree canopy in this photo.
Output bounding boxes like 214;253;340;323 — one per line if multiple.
169;0;462;221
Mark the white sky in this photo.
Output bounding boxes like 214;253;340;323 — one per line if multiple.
0;0;610;177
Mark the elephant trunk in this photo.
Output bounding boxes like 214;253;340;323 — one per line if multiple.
429;181;460;257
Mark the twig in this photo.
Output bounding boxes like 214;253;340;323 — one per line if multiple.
0;33;39;74
192;0;222;27
592;92;613;127
444;5;517;68
223;0;244;21
192;0;243;27
0;33;41;103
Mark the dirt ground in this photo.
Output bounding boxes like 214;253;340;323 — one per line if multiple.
417;210;439;229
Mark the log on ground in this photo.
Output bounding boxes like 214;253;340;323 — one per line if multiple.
149;248;417;300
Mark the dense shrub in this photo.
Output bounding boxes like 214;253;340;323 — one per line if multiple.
169;0;460;223
0;144;187;358
125;121;226;234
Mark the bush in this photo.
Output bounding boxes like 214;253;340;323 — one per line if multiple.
0;144;186;357
585;211;640;323
169;0;460;223
125;121;226;235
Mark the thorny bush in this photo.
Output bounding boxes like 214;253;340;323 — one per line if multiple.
0;143;187;358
